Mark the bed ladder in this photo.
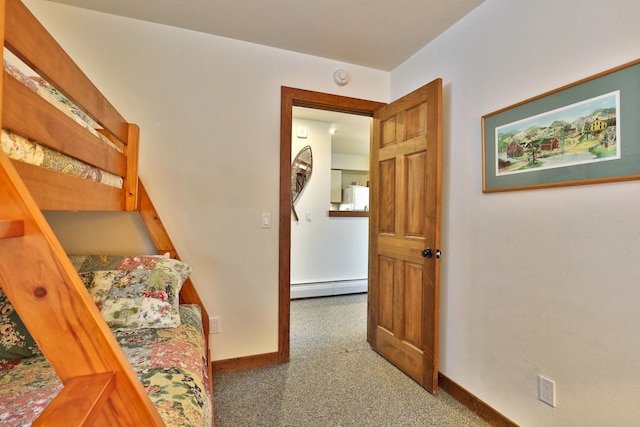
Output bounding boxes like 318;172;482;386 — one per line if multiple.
0;151;165;425
33;373;116;426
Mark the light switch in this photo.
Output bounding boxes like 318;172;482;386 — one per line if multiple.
305;211;312;222
209;317;220;334
261;212;271;229
297;127;308;138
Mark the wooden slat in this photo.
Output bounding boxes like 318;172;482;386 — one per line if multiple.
12;160;125;211
3;71;127;177
0;219;23;238
4;0;129;144
33;373;116;427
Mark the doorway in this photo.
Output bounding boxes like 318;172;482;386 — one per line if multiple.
279;81;443;394
290;106;370;299
278;87;385;363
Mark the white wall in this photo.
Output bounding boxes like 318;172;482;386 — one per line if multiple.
20;0;640;425
391;0;640;426
23;0;389;361
43;211;156;255
331;153;369;171
290;118;369;284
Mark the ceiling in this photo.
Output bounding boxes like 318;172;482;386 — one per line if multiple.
47;0;484;72
46;0;484;156
294;107;371;156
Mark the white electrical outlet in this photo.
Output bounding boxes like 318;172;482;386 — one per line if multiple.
209;317;220;334
539;375;556;407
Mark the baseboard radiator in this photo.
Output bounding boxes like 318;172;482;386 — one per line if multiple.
290;279;367;299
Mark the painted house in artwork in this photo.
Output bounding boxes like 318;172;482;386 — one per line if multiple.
540;137;559;151
506;141;525;157
589;118;608;135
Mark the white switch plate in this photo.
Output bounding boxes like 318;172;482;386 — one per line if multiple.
297;127;308;138
305;211;312;222
261;212;271;229
209;317;220;334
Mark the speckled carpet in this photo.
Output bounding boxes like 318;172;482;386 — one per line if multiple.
213;293;488;426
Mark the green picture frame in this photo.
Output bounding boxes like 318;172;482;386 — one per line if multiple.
482;58;640;193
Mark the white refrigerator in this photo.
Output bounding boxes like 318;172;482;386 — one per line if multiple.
343;186;369;211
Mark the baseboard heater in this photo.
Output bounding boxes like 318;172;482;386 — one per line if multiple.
290;279;367;299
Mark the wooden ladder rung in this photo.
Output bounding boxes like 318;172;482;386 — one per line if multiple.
33;372;116;427
0;219;24;238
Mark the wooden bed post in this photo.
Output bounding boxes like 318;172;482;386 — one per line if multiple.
124;123;140;211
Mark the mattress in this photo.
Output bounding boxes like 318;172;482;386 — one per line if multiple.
0;304;212;427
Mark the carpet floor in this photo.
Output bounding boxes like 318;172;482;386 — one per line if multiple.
213;293;489;426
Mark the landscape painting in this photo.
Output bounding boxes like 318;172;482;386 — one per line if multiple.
495;91;620;176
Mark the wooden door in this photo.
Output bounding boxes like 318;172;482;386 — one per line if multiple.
367;79;442;393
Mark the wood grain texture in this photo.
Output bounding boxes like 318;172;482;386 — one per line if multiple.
123;124;139;211
0;219;23;238
369;79;442;393
12;160;125;210
33;373;116;427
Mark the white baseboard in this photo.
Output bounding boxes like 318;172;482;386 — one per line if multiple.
291;279;367;299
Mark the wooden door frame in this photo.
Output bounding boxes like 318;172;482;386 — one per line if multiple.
278;87;385;363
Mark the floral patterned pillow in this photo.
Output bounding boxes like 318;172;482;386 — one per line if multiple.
70;255;192;330
0;288;41;363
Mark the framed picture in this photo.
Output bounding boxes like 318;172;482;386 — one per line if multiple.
482;59;640;192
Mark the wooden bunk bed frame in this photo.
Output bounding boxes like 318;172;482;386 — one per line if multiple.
0;0;212;425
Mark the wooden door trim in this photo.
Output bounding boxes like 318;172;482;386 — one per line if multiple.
279;87;385;363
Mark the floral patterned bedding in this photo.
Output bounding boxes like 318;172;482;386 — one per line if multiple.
1;58;124;188
0;305;212;427
0;130;123;188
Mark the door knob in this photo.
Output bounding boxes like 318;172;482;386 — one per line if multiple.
421;248;441;259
